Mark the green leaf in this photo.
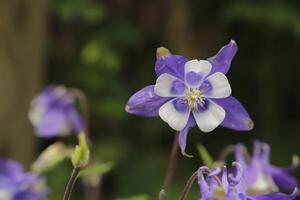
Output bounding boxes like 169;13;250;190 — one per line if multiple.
79;162;114;177
197;144;213;168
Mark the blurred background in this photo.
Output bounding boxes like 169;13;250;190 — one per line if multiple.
0;0;300;199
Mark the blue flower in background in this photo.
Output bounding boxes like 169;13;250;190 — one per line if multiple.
126;41;253;155
0;159;48;200
197;162;298;200
29;85;84;138
235;140;299;193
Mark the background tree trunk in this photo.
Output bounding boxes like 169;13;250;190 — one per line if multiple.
0;0;47;165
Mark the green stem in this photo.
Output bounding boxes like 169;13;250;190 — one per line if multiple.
69;88;91;144
63;168;80;200
178;171;198;200
163;132;179;191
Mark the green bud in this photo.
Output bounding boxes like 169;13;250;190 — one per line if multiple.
156;47;170;58
31;142;72;173
158;189;167;200
72;133;90;168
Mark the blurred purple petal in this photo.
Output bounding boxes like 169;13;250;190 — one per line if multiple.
67;107;84;134
270;166;299;193
126;85;170;117
213;96;254;131
208;40;238;75
247;189;298;200
37;109;68;138
0;159;48;200
155;48;188;80
29;85;84;138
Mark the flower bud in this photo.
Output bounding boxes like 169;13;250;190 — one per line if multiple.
72;133;90;168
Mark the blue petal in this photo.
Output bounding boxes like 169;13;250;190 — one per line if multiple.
155;48;188;80
126;85;170;117
208;40;238;75
270;166;300;193
246;189;298;200
178;115;196;156
213;96;254;131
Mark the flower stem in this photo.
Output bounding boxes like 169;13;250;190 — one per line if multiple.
162;132;179;191
63;168;80;200
178;171;198;200
69;88;90;143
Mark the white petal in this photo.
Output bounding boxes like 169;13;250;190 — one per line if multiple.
193;100;225;132
159;99;191;131
204;72;231;98
154;73;185;97
184;60;212;87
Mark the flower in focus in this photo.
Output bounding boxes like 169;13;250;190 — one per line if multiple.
126;41;253;155
235;140;299;193
197;162;298;200
29;85;84;138
0;159;48;200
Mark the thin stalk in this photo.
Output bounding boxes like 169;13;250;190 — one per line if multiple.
63;168;80;200
69;88;91;143
163;132;179;191
178;171;198;200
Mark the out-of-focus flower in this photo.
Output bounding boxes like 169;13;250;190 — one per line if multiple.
29;85;84;138
126;41;253;155
197;162;298;200
235;140;299;193
0;159;48;200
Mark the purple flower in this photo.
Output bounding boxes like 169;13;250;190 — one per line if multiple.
126;41;253;155
0;159;48;200
29;85;84;138
197;162;298;200
235;140;299;193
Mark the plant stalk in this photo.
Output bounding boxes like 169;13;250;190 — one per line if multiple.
63;168;80;200
178;171;198;200
162;132;179;191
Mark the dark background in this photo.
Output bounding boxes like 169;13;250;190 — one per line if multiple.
0;0;299;199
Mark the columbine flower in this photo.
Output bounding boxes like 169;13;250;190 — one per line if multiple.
235;140;299;193
29;85;84;138
197;162;298;200
0;159;48;200
126;41;253;155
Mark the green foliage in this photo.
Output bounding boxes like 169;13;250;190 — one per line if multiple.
197;144;213;168
223;2;300;39
50;0;105;24
115;194;150;200
79;162;114;178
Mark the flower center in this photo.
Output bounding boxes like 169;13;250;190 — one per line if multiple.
184;87;205;111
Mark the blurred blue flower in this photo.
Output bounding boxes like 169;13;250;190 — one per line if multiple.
0;159;48;200
197;162;298;200
235;140;299;193
29;85;84;138
126;41;253;155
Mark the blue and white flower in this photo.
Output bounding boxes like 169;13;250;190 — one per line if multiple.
126;41;253;155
